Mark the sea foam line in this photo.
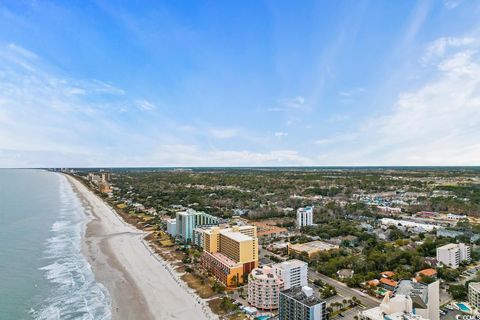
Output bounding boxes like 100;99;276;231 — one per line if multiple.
31;174;112;320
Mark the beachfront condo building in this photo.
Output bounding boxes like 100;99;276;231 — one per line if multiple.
279;286;327;320
175;209;219;243
199;225;258;287
166;218;176;237
193;225;255;248
273;259;308;290
469;282;480;309
359;280;440;320
247;266;284;310
436;243;470;269
296;206;314;229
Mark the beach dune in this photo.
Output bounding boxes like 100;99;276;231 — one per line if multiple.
66;175;214;320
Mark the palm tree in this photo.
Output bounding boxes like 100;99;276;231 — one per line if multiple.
230;275;238;287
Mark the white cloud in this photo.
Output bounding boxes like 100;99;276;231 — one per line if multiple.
152;144;312;166
423;37;476;62
351;48;480;165
274;131;288;137
135;99;156;111
268;96;308;112
444;0;462;9
338;87;364;97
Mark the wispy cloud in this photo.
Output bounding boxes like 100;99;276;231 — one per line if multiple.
422;36;476;63
274;131;288;137
152;144;312;166
444;0;462;9
135;99;156;111
268;96;308;112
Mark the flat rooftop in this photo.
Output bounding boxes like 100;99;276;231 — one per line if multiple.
280;286;324;307
274;259;307;270
220;230;253;242
289;241;339;252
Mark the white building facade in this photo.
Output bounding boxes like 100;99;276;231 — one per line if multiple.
436;243;470;269
297;206;314;229
166;218;176;237
359;280;439;320
469;282;480;309
273;259;308;290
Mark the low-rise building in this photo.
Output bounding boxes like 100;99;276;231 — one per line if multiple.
447;213;467;220
250;221;288;240
279;286;327;320
436;243;470;269
288;241;339;261
415;268;437;282
247;266;284;310
273;259;308;290
337;269;354;279
379;278;398;291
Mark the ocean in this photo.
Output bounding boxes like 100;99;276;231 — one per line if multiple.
0;169;111;320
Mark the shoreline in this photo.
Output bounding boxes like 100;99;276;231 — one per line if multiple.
65;174;215;320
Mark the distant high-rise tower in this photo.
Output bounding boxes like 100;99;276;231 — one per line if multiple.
296;206;314;229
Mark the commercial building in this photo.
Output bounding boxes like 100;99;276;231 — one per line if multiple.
468;282;480;309
297;206;314;229
279;286;327;320
273;259;308;290
247;266;284;310
288;241;339;261
436;243;470;269
380;218;441;232
166;218;176;237
199;225;258;287
359;280;440;320
175;209;219;243
447;213;467;220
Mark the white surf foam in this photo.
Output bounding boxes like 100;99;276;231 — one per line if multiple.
31;175;111;320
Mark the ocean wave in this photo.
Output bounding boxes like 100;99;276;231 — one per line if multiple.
31;175;111;320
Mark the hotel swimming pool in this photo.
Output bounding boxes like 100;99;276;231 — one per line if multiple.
457;303;471;312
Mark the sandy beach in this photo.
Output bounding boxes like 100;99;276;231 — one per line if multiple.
66;175;215;320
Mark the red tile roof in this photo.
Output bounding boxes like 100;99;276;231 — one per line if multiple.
380;278;398;288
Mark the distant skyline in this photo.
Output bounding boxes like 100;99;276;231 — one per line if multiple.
1;0;479;167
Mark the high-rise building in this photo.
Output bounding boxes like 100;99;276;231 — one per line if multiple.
436;243;470;269
199;225;258;286
248;266;284;310
175;209;219;243
166;218;176;237
273;259;308;290
359;280;440;320
279;286;327;320
469;282;480;309
296;206;314;229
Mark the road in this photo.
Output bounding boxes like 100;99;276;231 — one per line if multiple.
308;270;381;308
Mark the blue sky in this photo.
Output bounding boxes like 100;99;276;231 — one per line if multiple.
0;0;479;167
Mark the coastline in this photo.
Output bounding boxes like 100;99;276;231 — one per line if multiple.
65;174;215;320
